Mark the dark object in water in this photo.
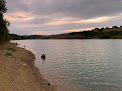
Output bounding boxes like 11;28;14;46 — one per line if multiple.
48;83;50;85
16;42;19;45
41;54;46;59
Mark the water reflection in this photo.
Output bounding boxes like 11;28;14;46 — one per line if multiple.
11;39;122;91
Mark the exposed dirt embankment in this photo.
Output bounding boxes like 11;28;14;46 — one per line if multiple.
0;42;56;91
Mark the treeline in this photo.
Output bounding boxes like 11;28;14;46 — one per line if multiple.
0;0;10;42
10;34;47;40
50;26;122;39
10;26;122;40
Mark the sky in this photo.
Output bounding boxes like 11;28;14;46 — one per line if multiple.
4;0;122;35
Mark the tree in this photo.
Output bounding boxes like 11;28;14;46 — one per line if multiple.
100;33;111;39
105;27;109;29
101;27;104;30
94;28;99;30
0;0;10;42
112;26;118;28
0;0;7;17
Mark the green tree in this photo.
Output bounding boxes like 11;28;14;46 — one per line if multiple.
0;0;10;42
101;27;104;30
112;26;118;28
100;33;111;39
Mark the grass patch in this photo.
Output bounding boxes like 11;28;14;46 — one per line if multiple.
6;48;17;51
5;53;13;56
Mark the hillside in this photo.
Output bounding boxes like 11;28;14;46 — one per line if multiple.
10;26;122;39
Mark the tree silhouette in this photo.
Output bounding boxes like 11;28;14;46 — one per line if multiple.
0;0;10;42
0;0;7;17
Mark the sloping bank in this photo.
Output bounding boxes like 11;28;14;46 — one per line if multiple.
0;42;56;91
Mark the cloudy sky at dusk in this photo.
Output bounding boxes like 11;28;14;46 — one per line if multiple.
5;0;122;35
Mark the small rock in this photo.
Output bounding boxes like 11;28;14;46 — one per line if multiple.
48;83;50;85
16;42;19;45
41;54;46;59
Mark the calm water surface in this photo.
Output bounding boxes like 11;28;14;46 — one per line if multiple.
11;40;122;91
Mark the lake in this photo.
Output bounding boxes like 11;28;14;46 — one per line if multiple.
11;39;122;91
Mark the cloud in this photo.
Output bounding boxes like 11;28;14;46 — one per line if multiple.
64;28;93;32
5;0;122;35
6;0;30;13
5;12;35;21
44;15;121;26
28;0;122;19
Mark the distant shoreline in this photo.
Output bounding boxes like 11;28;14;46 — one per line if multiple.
0;42;56;91
10;26;122;40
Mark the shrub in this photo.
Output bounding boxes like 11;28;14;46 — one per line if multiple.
5;53;13;56
6;48;17;51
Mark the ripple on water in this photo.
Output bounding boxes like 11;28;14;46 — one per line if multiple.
11;39;122;91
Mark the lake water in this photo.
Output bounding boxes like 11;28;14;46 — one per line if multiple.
11;39;122;91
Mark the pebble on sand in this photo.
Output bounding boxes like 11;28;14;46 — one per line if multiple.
48;83;50;85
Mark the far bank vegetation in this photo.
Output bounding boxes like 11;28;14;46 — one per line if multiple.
10;26;122;39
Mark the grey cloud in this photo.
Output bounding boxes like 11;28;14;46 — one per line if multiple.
29;0;122;19
5;0;122;35
6;0;122;20
6;0;30;13
25;17;53;25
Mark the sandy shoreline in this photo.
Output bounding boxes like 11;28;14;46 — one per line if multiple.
0;42;56;91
